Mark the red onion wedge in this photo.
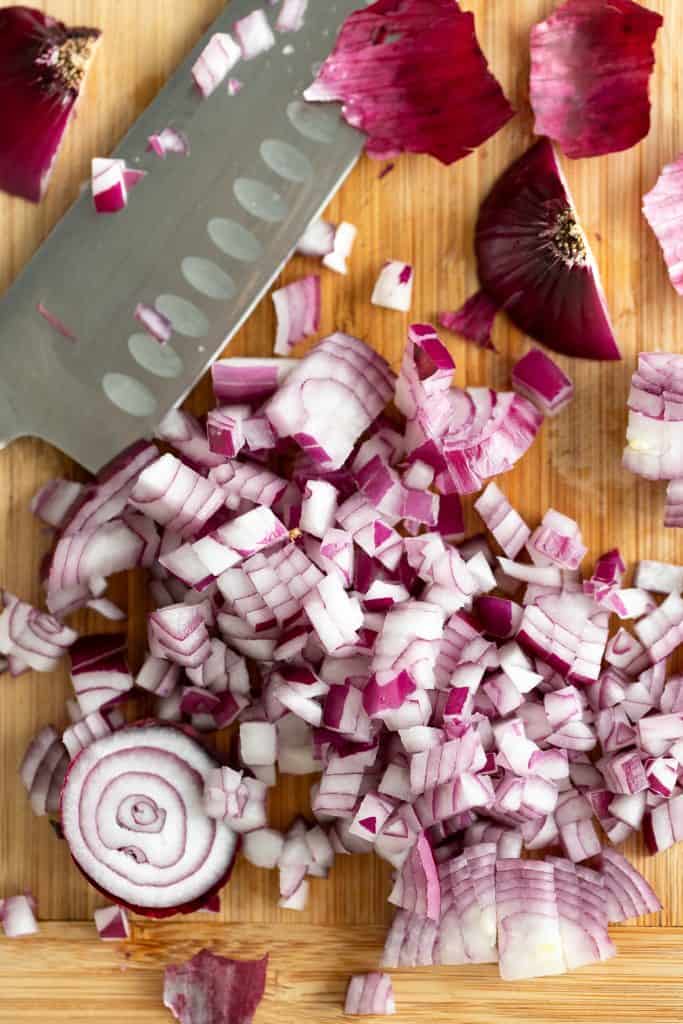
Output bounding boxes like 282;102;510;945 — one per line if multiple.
468;139;619;361
530;0;662;159
147;127;190;158
0;895;39;938
0;7;100;202
192;33;241;98
304;0;513;164
61;725;238;916
512;349;574;417
439;293;498;351
135;303;173;344
272;275;321;356
276;0;308;34
371;261;414;313
91;158;145;214
164;949;268;1024
344;974;395;1016
266;333;394;469
94;904;130;941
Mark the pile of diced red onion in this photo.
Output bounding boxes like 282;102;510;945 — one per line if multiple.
5;321;681;994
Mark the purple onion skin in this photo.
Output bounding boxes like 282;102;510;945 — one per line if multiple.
0;7;100;203
59;720;240;919
475;139;620;362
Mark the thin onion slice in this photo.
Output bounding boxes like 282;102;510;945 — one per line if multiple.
61;725;238;916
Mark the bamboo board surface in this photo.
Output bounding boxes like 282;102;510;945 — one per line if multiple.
0;0;682;1019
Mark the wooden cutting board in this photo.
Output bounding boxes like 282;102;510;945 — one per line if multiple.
1;1;682;1020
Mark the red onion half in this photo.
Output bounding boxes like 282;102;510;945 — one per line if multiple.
530;0;662;159
464;139;620;361
304;0;514;164
61;724;238;917
0;6;100;202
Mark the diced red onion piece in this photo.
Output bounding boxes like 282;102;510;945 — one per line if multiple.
94;904;130;941
512;349;574;416
163;949;267;1024
228;77;243;96
665;479;683;529
474;484;531;559
212;357;297;405
234;9;275;59
157;410;224;470
146;127;190;158
276;0;308;33
192;33;240;97
129;454;225;539
623;354;683;480
134;303;173;344
371;261;414;313
1;895;39;938
20;725;68;817
0;591;77;671
297;219;336;257
272;275;321;356
69;634;133;714
344;973;396;1016
322;222;357;275
31;479;84;529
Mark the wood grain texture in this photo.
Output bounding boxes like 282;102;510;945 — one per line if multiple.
1;0;683;1018
2;923;683;1023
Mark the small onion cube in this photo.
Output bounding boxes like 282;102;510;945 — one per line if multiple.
1;895;38;938
192;33;241;97
371;261;414;313
234;9;275;59
322;222;357;275
94;904;130;941
512;349;574;416
272;275;321;356
297;218;336;257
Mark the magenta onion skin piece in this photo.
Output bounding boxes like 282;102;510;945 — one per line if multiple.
60;723;239;918
474;138;620;361
163;949;268;1024
439;292;498;351
0;7;100;202
530;0;662;160
304;0;514;165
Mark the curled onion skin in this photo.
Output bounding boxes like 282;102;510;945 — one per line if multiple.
474;139;620;362
60;723;238;917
